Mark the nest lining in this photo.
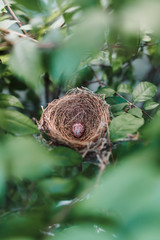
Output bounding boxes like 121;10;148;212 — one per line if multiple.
38;88;110;151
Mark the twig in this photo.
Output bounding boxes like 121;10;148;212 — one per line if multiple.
44;73;50;104
115;92;153;120
2;0;28;36
0;27;38;43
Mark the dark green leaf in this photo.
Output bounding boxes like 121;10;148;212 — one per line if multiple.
13;0;46;13
132;82;157;103
51;147;82;167
39;178;75;196
0;148;6;201
109;113;144;141
0;93;24;108
0;108;39;135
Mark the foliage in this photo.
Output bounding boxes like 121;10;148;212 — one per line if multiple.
0;0;160;239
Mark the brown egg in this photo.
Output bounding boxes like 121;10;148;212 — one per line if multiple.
72;122;84;138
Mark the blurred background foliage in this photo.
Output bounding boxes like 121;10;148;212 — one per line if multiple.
0;0;160;239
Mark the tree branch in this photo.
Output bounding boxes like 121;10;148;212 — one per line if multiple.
0;27;38;43
2;0;28;36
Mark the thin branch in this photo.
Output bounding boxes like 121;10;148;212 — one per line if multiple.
115;92;153;120
44;73;50;104
0;27;38;43
2;0;28;36
86;75;153;120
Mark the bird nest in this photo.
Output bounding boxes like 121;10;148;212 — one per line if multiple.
38;88;110;156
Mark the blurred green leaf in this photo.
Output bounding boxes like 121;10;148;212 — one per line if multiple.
0;93;24;108
0;213;45;238
4;238;34;240
128;107;143;118
117;83;132;94
97;87;115;97
54;225;112;240
109;113;144;141
143;99;159;110
51;146;82;167
4;136;53;180
49;10;107;82
39;177;75;196
0;109;39;135
132;82;157;103
9;40;43;89
72;143;160;239
13;0;47;13
0;148;6;202
0;20;17;29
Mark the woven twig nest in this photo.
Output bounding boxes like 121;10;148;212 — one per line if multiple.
38;88;110;156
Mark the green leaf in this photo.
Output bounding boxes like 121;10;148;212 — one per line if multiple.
51;147;82;167
13;0;46;13
117;83;132;94
109;113;144;141
49;10;107;82
0;148;6;202
97;87;115;97
55;225;111;240
107;96;128;113
132;82;157;103
5;136;53;180
72;146;160;240
128;107;143;118
0;93;24;108
9;39;43;89
39;178;75;196
143;99;159;110
0;20;17;29
0;109;39;135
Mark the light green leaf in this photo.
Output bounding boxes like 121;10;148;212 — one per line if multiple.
0;108;39;135
0;20;17;29
143;99;159;110
5;136;53;180
117;83;132;94
97;87;115;97
109;113;144;141
0;2;6;12
51;146;82;167
50;10;107;82
128;107;143;118
0;93;24;108
9;39;43;89
39;178;75;196
132;82;157;103
55;225;112;240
